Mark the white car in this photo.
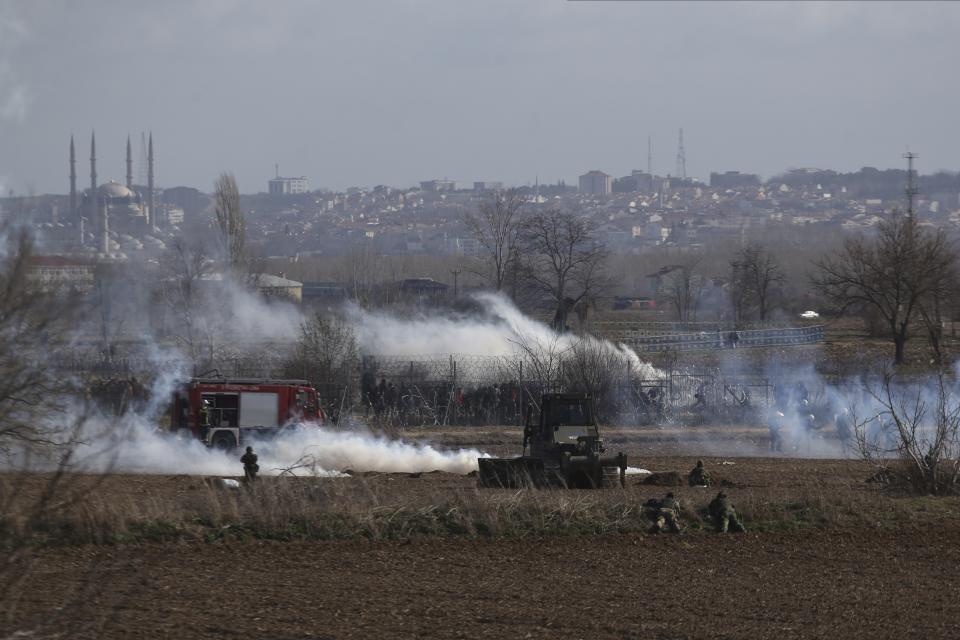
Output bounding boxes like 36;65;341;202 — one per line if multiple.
800;310;820;319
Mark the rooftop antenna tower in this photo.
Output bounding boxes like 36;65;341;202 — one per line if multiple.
647;136;652;175
675;127;686;180
69;135;77;221
275;163;280;179
903;149;919;219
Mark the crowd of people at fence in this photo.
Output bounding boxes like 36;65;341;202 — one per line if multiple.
354;367;867;453
358;373;531;426
355;369;680;427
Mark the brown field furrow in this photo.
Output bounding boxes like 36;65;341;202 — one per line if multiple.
5;526;960;640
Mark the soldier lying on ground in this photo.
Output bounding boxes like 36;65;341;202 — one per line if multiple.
644;492;683;534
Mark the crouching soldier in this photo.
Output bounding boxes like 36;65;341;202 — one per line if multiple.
645;492;683;534
708;491;746;533
241;446;259;483
688;460;711;487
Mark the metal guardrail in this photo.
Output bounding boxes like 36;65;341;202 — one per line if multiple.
592;320;813;340
620;325;825;353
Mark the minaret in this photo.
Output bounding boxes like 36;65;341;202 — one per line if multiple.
147;132;155;228
89;131;108;253
125;135;133;189
89;131;97;219
100;196;110;254
69;135;77;222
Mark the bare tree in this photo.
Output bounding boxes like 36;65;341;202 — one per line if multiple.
89;263;148;363
915;262;957;364
503;330;571;406
730;242;784;322
563;338;629;417
282;312;359;387
465;189;525;292
520;209;609;333
337;241;388;307
0;227;133;627
155;238;216;371
0;227;81;450
213;172;246;275
659;260;704;322
852;368;960;494
813;214;957;364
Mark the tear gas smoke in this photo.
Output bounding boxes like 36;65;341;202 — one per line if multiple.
347;291;661;380
65;419;487;477
57;342;487;476
221;278;302;341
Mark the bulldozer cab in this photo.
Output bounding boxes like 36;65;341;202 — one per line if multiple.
527;393;601;457
482;391;627;489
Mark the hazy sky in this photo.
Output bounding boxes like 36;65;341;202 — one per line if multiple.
1;1;958;195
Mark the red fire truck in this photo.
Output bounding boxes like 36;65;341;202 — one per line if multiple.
170;377;324;449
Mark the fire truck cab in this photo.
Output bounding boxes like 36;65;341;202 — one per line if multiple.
171;378;323;450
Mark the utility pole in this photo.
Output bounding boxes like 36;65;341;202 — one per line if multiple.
675;128;686;180
903;150;919;220
451;269;461;297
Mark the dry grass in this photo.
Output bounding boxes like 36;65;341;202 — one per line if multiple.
3;465;957;548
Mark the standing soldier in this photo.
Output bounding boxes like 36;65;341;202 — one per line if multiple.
708;491;746;533
688;460;712;487
241;446;259;483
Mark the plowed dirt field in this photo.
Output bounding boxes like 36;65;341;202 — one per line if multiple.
4;425;960;639
8;525;960;640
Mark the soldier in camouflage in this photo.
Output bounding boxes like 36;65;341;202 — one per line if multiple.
646;492;682;534
708;491;746;533
241;446;259;483
688;460;711;487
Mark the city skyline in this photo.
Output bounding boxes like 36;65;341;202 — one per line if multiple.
2;1;959;194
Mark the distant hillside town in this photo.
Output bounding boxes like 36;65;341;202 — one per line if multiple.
2;131;958;317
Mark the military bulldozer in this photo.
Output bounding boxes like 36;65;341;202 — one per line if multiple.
477;393;628;489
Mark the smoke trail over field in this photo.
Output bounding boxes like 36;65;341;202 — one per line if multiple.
347;291;660;379
67;421;486;477
250;425;486;475
62;340;486;476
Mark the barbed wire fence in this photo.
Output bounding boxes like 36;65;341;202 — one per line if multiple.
59;344;789;427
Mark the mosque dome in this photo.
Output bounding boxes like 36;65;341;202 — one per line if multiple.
98;180;136;199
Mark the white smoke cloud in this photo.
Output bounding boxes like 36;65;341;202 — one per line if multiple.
346;291;661;380
7;333;487;476
65;419;486;477
0;9;30;124
221;276;302;341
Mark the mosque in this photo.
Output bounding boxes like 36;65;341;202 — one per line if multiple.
69;131;158;255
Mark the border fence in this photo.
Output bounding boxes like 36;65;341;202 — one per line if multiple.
57;322;823;427
614;325;825;353
63;348;782;428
